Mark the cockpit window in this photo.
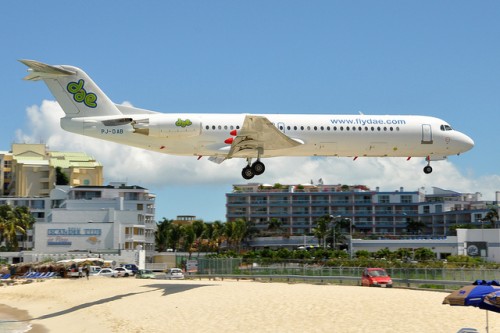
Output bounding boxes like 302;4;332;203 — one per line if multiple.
440;124;453;131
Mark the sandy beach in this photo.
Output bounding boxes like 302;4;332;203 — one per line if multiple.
1;277;498;333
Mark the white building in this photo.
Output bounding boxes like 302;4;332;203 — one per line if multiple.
1;182;156;266
32;182;156;256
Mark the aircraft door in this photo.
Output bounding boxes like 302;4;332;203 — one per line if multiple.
421;124;433;144
276;122;286;133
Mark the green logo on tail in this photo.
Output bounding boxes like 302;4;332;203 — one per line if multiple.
67;79;97;108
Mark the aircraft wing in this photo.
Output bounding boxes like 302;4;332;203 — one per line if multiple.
226;115;302;159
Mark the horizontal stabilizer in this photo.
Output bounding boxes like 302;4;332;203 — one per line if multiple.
19;59;75;81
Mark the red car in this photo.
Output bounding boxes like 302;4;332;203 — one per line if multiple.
361;268;393;287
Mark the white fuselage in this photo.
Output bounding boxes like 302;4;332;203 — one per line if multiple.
61;113;474;161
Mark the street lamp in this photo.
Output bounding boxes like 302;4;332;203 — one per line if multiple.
329;215;341;251
346;218;353;259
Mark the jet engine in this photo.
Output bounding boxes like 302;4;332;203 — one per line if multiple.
132;115;201;138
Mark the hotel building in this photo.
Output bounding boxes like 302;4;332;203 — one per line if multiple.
0;143;103;197
226;183;497;236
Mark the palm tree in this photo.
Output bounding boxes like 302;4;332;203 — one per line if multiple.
211;221;225;253
233;218;248;252
13;206;35;250
313;215;330;248
155;218;172;252
268;218;283;236
223;219;248;252
192;220;205;254
168;223;183;252
0;205;27;251
182;224;196;259
406;219;426;235
483;206;499;228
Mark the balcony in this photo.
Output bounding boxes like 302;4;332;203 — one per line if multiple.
124;234;145;242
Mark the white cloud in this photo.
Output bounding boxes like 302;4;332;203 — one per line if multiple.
16;100;500;200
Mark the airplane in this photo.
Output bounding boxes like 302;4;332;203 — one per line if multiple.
19;59;474;180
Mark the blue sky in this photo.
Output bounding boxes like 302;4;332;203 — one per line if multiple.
1;1;499;221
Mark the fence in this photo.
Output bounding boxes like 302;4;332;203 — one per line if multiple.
194;258;500;290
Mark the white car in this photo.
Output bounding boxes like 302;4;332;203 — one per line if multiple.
95;268;117;277
165;268;185;280
113;267;133;277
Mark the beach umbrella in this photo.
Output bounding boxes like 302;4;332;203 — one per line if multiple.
482;291;500;313
443;281;500;333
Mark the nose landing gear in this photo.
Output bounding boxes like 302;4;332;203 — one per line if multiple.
423;156;433;174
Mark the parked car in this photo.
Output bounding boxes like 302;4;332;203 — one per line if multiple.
361;268;393;287
114;267;133;277
136;269;156;279
122;264;139;275
89;266;102;276
165;268;184;280
95;268;117;277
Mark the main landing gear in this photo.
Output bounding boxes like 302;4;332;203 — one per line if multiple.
241;158;265;180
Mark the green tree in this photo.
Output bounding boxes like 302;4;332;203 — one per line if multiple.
155;218;172;252
192;220;205;254
13;206;35;250
211;221;225;253
393;248;412;261
313;215;330;248
414;248;436;261
406;219;426;234
0;205;30;251
232;218;248;252
182;224;196;258
268;218;283;235
355;250;371;259
55;166;70;185
483;207;499;228
374;247;393;260
168;223;183;252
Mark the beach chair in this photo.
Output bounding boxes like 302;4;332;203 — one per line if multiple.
25;272;36;278
1;273;11;280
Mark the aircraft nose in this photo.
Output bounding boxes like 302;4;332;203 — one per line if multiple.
459;132;474;152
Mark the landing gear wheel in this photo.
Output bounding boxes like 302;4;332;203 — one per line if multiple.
242;166;255;180
252;161;265;175
423;165;433;174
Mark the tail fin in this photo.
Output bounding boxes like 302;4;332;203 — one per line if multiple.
19;59;122;118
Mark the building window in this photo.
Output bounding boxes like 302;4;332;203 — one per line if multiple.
378;195;390;204
401;195;413;203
